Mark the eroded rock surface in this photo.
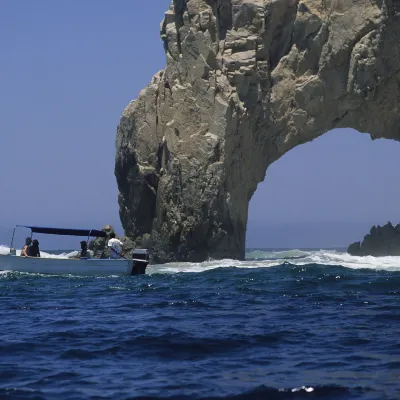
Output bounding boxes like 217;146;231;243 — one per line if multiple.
348;222;400;256
116;0;400;263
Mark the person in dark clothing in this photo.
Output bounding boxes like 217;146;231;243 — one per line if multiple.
21;237;32;257
80;241;89;258
27;239;40;257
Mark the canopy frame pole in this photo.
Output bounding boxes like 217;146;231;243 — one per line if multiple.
87;230;92;247
9;226;17;251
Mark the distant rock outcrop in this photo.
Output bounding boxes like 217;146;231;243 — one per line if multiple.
115;0;400;263
347;222;400;256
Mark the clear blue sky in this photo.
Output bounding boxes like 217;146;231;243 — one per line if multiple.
1;1;399;250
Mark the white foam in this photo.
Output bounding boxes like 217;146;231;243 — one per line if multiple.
0;245;15;256
246;249;308;259
147;249;400;274
2;245;400;275
299;250;400;271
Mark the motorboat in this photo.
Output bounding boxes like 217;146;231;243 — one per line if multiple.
0;225;150;276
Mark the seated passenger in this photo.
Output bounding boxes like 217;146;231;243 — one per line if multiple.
107;232;123;259
21;237;32;257
80;241;90;258
27;239;41;257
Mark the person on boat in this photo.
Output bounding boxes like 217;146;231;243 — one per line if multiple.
27;239;41;257
107;232;124;259
21;237;32;257
79;241;91;259
89;224;114;258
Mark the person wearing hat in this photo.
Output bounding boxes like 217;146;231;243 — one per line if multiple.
88;224;114;258
103;225;113;234
21;237;32;257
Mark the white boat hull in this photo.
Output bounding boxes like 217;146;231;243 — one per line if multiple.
0;254;141;276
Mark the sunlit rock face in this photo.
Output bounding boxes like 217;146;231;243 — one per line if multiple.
115;0;400;263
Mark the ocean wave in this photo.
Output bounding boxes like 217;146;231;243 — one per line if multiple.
0;384;374;400
2;244;400;276
0;248;398;400
245;249;310;260
152;385;367;400
148;250;400;275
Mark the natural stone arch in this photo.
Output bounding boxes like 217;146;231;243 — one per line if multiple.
115;0;400;263
248;127;400;249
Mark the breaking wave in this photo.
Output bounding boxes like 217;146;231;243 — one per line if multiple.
148;249;400;274
2;245;400;275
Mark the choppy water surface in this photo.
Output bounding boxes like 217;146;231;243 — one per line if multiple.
0;248;399;399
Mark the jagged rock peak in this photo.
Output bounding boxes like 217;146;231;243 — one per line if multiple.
348;222;400;257
116;0;400;263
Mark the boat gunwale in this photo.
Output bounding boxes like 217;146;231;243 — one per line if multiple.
0;254;133;263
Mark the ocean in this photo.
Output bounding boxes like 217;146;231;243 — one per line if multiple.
0;247;399;400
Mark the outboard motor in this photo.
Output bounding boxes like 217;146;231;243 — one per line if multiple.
131;249;150;275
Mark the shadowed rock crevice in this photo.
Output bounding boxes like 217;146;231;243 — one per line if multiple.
116;0;400;263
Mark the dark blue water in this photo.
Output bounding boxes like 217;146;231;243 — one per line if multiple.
1;263;399;400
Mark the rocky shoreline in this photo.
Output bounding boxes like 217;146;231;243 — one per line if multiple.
347;222;400;257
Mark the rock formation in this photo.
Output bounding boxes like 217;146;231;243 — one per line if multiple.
115;0;400;263
348;222;400;256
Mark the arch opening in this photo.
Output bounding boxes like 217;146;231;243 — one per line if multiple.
247;128;400;250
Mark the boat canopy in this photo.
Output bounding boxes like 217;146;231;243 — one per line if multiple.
16;225;107;238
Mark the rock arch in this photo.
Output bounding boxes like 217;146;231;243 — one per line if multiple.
115;0;400;262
